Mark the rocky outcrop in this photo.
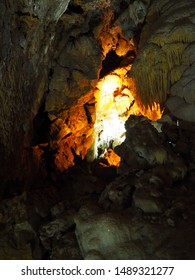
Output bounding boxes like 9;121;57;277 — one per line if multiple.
74;115;195;260
0;114;195;259
74;202;195;260
30;0;150;174
128;0;195;121
1;0;195;186
116;116;187;180
0;0;71;188
1;0;149;184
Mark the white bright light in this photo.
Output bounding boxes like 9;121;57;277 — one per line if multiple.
101;75;122;95
92;73;131;159
96;111;125;142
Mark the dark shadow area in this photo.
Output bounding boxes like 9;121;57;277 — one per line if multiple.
67;3;84;14
33;103;51;145
99;50;123;78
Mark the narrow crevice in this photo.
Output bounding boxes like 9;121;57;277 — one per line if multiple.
120;0;129;10
84;103;93;124
33;102;51;146
99;50;123;78
67;4;84;14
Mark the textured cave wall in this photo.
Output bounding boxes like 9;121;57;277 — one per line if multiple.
128;0;195;121
0;0;71;188
2;0;194;189
0;0;148;187
35;0;149;174
1;0;195;261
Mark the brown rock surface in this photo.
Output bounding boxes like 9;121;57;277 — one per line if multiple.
1;0;195;261
128;0;195;121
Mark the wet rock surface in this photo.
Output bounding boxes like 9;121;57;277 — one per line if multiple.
1;0;195;261
1;115;195;259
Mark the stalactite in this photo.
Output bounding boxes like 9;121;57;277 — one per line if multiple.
170;65;186;85
129;43;169;110
163;43;186;67
128;0;195;119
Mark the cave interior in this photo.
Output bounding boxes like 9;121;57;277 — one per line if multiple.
0;0;195;260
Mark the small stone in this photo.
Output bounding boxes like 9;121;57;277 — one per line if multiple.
74;208;132;259
150;189;162;198
99;176;133;210
14;221;37;247
50;232;82;260
133;188;163;213
167;218;175;227
39;216;75;250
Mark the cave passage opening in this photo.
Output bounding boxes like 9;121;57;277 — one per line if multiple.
99;50;123;78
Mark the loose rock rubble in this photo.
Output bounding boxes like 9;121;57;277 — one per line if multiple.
1;114;195;259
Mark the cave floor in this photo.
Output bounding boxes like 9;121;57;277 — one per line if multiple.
0;162;195;260
1;117;195;260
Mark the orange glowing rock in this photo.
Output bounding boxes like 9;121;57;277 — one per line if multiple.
144;102;164;121
104;148;121;167
92;71;135;158
135;100;163;121
92;67;163;160
127;76;164;121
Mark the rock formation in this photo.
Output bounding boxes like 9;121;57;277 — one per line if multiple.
0;0;195;260
128;0;195;121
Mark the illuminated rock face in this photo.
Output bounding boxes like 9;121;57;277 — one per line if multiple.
39;1;144;171
1;0;144;180
1;0;195;183
90;71;137;160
